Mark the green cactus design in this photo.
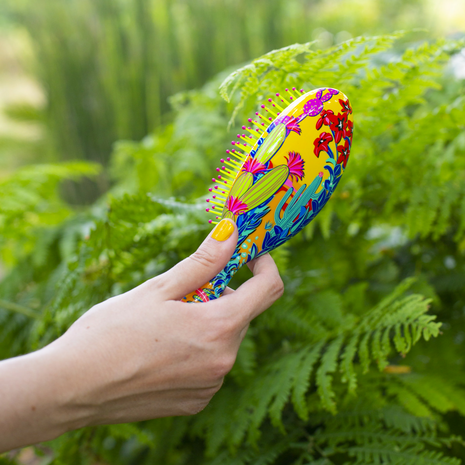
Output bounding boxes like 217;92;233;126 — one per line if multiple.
275;173;323;230
222;171;253;216
254;123;287;164
239;164;289;211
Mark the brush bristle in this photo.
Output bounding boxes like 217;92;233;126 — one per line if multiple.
206;87;306;223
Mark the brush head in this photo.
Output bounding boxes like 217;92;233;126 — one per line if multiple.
185;87;353;302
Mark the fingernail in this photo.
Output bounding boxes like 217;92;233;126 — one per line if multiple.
211;219;235;242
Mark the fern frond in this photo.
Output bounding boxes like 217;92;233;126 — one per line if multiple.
316;335;345;413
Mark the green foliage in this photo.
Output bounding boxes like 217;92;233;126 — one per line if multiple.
2;33;465;464
4;0;441;202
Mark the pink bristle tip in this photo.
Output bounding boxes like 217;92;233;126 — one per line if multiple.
216;168;220;172
209;220;212;223
206;199;210;202
220;158;224;163
209;188;212;192
206;208;210;212
212;196;216;199
222;166;225;169
231;141;235;145
290;96;293;100
261;104;265;108
276;93;280;96
226;149;230;153
227;157;231;161
285;88;288;91
268;98;272;102
300;89;304;93
269;117;272;121
255;112;259;115
212;178;216;182
212;206;215;209
218;175;221;179
292;87;296;91
242;125;246;129
248;118;252;122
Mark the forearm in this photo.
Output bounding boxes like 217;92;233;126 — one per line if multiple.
0;345;86;453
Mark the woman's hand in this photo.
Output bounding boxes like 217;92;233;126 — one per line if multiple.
0;219;284;453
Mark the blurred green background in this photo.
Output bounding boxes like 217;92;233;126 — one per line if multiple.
2;1;465;464
0;0;464;201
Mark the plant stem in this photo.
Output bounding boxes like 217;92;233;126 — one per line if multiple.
0;299;40;319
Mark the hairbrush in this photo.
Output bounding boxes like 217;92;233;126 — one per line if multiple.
183;87;353;302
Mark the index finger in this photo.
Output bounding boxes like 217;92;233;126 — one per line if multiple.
210;253;284;325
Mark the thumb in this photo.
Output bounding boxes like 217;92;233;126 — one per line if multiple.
155;219;238;300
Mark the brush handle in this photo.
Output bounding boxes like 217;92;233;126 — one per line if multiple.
183;239;251;302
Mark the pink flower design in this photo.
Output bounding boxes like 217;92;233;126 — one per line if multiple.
242;157;266;175
285;151;305;181
225;196;248;215
285;117;301;135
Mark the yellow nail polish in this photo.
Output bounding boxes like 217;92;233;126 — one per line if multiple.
211;219;234;241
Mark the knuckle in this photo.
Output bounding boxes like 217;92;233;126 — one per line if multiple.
201;312;238;343
211;354;236;379
184;400;208;416
213;315;237;337
190;247;220;270
182;386;221;416
271;275;284;299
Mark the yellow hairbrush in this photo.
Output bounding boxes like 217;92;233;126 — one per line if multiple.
183;87;353;302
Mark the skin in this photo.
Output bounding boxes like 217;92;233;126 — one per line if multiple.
0;220;284;453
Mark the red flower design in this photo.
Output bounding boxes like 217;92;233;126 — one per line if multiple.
285;151;305;181
313;132;333;158
316;109;334;130
339;98;352;115
337;139;350;168
329;112;347;144
344;119;353;140
225;196;248;215
242;157;266;175
285;117;301;135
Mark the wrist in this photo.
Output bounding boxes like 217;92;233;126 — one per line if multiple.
39;339;99;433
0;343;93;452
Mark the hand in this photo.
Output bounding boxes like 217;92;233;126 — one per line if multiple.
0;219;284;452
